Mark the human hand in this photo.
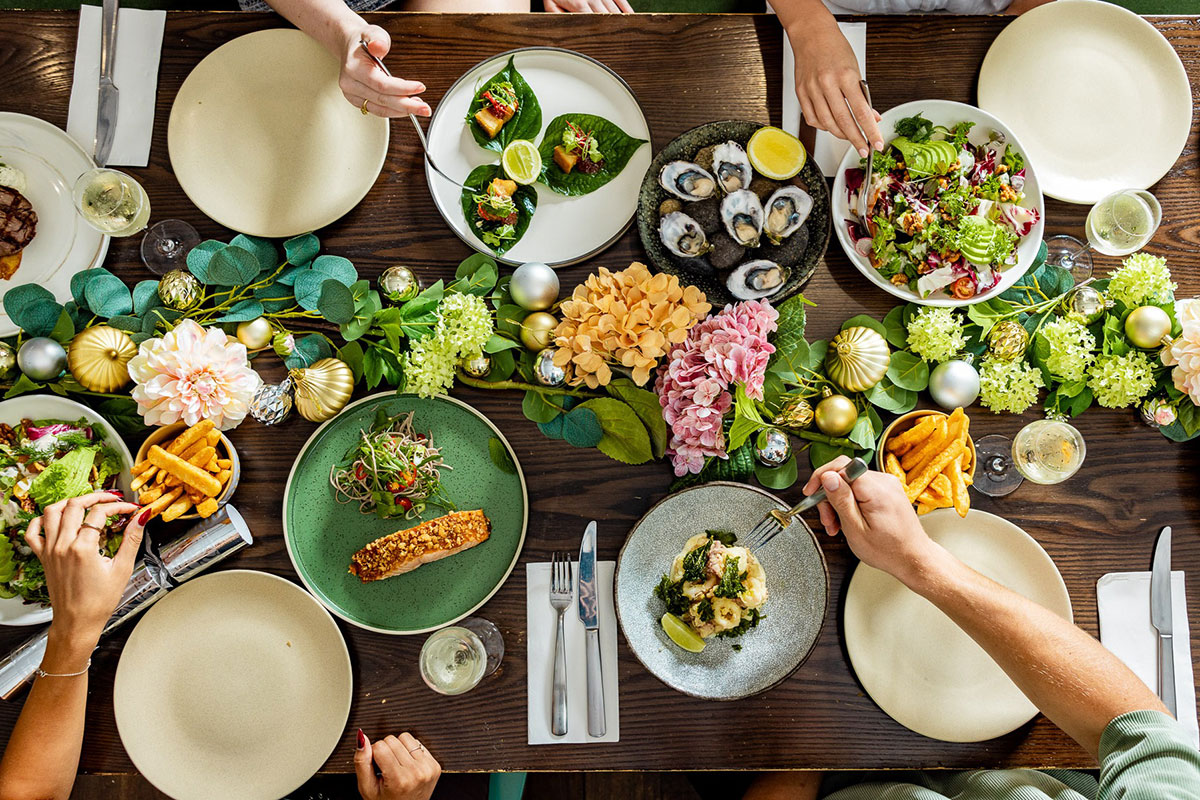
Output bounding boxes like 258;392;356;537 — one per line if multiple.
786;18;882;158
339;24;430;118
355;729;441;800
25;493;145;648
801;457;934;583
545;0;634;11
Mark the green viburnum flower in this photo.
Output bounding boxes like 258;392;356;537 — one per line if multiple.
979;357;1044;414
1039;318;1096;383
1088;351;1155;409
400;293;495;398
1106;252;1176;308
906;307;966;363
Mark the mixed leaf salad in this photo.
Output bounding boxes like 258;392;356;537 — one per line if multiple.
844;113;1040;300
0;418;128;605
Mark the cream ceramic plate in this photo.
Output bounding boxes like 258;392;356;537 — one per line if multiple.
426;47;651;266
978;0;1191;204
168;29;389;237
843;509;1072;742
0;113;109;336
114;570;352;800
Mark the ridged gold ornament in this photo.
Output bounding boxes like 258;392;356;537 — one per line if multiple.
826;326;891;392
289;358;354;422
67;325;137;392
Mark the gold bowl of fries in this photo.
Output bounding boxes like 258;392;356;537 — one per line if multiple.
878;408;975;518
133;420;241;522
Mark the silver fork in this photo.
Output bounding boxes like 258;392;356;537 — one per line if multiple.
745;458;870;550
549;551;573;736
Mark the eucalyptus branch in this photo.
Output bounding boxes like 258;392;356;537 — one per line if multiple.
455;371;600;398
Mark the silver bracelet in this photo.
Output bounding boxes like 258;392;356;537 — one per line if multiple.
34;658;91;679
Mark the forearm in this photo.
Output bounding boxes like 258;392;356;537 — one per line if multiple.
773;0;839;44
905;544;1166;756
0;629;96;800
263;0;363;55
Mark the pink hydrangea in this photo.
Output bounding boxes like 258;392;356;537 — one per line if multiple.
655;300;778;476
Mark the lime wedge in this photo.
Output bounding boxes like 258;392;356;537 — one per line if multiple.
501;140;542;185
747;126;807;180
661;613;706;653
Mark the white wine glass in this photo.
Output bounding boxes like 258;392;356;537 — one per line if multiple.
1045;189;1161;281
418;617;504;695
73;168;151;237
973;420;1086;497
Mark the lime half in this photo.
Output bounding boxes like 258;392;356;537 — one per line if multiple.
661;613;706;653
747;126;807;180
501;140;542;185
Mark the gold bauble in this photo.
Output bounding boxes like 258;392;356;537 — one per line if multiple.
1125;305;1172;349
157;269;203;311
289;358;355;422
775;395;814;431
815;391;858;437
519;311;558;351
986;320;1029;360
826;326;891;392
67;325;137;393
236;317;274;350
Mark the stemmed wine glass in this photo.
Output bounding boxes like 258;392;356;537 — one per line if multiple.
141;219;200;275
973;420;1087;497
418;617;505;695
1044;188;1161;281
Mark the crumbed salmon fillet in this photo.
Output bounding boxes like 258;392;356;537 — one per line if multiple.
349;510;491;582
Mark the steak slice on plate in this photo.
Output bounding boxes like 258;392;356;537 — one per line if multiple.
0;186;38;258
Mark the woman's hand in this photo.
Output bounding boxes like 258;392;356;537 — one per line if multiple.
338;23;430;118
25;493;145;650
786;17;882;158
545;0;634;11
355;729;441;800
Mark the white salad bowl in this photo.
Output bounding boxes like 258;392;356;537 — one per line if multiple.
831;99;1045;308
0;395;134;626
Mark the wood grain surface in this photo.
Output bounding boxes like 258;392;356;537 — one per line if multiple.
1;11;1199;775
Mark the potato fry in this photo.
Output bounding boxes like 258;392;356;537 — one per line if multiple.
948;464;970;518
945;408;965;447
139;485;164;504
205;430;221;446
186;446;216;469
205;458;219;472
216;459;232;469
132;459;156;475
131;469;157;491
906;439;965;504
148;445;222;496
901;418;948;472
196;498;219;518
917;489;952;508
145;486;184;518
214;469;231;488
186;487;205;503
917;502;937;515
928;473;951;500
887;415;938;453
161;496;194;522
884;452;907;485
166;420;214;455
155;469;167;485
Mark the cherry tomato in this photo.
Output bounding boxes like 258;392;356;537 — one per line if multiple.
951;276;976;300
398;498;413;511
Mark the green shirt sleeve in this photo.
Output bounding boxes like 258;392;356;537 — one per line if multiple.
1098;709;1200;800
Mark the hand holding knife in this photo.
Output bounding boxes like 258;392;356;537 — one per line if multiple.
577;520;606;737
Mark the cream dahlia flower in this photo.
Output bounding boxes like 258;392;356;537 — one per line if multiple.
1161;298;1200;406
129;319;262;430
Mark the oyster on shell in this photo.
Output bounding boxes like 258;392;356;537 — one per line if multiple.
659;211;712;259
727;259;789;300
720;189;764;248
712;141;753;194
763;186;813;244
659;161;717;202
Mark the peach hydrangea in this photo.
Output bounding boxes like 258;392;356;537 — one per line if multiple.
1162;298;1200;406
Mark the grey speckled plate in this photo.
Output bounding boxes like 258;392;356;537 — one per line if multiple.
615;482;828;700
637;120;830;307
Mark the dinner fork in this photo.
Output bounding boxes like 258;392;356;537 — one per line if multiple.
549;551;573;736
856;80;874;221
358;38;470;191
744;457;869;550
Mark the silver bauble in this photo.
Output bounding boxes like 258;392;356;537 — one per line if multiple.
1061;285;1108;325
754;429;792;467
929;359;981;409
17;337;68;382
379;266;421;304
533;349;566;387
509;262;559;311
249;377;294;425
460;353;492;379
0;342;15;376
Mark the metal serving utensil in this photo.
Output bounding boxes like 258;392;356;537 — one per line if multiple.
548;551;572;736
358;38;469;191
745;457;869;550
856;80;873;221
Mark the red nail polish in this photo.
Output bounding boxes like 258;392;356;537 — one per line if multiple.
137;508;153;526
356;729;366;750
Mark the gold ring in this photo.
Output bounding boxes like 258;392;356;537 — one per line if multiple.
409;745;424;753
361;99;370;116
78;524;103;536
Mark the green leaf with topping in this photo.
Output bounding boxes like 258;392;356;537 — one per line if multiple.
536;113;648;197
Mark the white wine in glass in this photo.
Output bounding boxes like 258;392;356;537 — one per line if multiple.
1012;420;1086;485
418;617;503;695
1084;189;1161;257
73;168;151;237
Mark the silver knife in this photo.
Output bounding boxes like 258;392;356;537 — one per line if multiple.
1151;525;1176;718
94;0;120;167
577;520;605;737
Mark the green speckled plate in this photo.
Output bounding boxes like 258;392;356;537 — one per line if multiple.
283;393;528;634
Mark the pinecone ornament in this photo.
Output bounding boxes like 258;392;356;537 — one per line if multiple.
986;320;1029;361
775;395;814;430
249;377;294;425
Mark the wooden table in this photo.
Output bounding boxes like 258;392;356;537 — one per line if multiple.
1;10;1199;776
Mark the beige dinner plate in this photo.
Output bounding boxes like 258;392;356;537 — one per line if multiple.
168;28;389;237
978;0;1191;204
114;570;352;800
843;509;1072;742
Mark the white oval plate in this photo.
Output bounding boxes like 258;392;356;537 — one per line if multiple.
0;113;109;337
831;99;1045;308
843;508;1073;742
115;570;353;800
169;29;389;238
978;0;1191;205
425;47;651;267
0;395;133;626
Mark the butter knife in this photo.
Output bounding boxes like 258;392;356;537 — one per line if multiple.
94;0;120;167
577;520;605;737
1151;525;1176;717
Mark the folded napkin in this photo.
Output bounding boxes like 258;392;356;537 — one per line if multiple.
67;5;166;167
781;22;867;177
526;561;619;744
1097;571;1198;747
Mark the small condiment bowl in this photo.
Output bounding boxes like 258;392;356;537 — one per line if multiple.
135;423;241;520
876;408;976;479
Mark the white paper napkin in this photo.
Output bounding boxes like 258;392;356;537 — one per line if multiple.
526;561;619;744
67;5;166;167
782;22;866;177
1097;571;1198;747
